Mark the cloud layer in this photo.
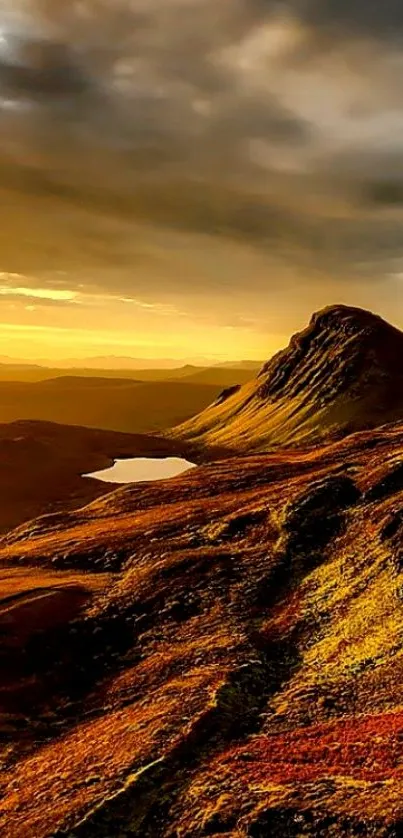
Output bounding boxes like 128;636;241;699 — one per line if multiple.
1;0;403;353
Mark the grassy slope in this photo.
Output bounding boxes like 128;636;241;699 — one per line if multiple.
171;380;403;452
2;424;403;834
167;367;258;387
171;306;403;453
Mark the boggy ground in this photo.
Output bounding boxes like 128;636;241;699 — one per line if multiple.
3;423;403;835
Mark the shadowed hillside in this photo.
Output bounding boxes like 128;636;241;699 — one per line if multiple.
0;379;223;435
0;368;256;436
170;305;403;452
3;422;403;834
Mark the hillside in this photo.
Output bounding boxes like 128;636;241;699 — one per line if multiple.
3;422;403;834
0;378;224;435
167;366;258;387
170;305;403;452
215;360;264;370
0;420;187;533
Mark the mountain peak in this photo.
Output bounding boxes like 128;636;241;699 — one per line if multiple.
257;304;400;399
171;306;403;452
308;304;392;334
278;304;394;358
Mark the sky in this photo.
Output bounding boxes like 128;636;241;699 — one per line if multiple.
1;1;403;362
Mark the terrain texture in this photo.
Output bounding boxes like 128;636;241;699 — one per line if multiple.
172;305;403;451
2;422;403;835
0;420;187;533
3;305;403;837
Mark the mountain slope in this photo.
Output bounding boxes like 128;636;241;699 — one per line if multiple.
3;423;403;834
167;366;258;386
170;305;403;452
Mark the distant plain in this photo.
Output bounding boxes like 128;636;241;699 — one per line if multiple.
0;363;258;435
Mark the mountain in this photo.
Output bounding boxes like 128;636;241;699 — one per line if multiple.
214;359;264;370
167;365;258;387
0;364;205;383
3;421;403;834
20;357;222;371
0;362;253;386
0;358;43;370
56;358;205;370
170;304;403;452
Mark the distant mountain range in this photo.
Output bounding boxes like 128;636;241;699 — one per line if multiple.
0;355;263;371
0;357;44;370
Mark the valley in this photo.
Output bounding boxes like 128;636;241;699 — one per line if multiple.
0;364;257;435
0;420;192;533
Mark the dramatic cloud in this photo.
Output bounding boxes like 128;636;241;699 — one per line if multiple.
287;0;403;41
1;0;403;359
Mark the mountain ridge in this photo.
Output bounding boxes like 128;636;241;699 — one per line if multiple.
170;304;403;451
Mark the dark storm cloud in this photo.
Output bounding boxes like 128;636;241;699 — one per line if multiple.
287;0;403;42
0;1;400;153
0;0;403;300
0;2;310;153
0;35;90;99
247;0;403;43
364;182;403;206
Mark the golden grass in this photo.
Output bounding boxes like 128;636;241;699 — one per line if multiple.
4;421;403;833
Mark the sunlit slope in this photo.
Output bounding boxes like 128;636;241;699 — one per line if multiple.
167;366;258;386
170;305;403;451
3;423;403;833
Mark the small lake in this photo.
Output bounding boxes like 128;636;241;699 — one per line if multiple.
85;456;197;484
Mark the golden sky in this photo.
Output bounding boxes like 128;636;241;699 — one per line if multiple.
1;1;403;363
